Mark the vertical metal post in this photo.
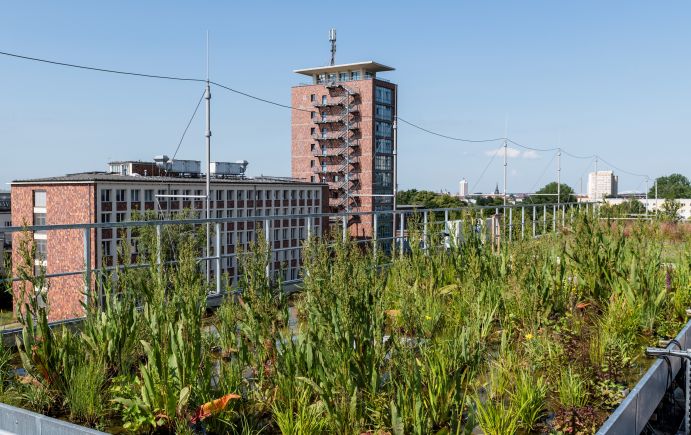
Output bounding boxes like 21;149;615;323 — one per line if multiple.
306;216;312;239
393;119;398;213
552;204;557;232
423;211;428;251
508;207;513;242
399;212;405;257
532;206;536;238
83;227;91;305
562;204;566;227
521;206;525;240
264;219;271;279
342;214;347;242
205;78;212;286
372;213;378;260
686;358;690;435
156;224;162;267
215;222;221;294
543;205;547;234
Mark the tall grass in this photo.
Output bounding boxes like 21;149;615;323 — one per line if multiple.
5;211;689;433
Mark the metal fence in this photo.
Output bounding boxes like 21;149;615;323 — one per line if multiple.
1;201;594;282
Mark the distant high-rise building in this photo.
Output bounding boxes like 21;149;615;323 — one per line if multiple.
459;179;469;197
588;171;618;200
291;60;397;240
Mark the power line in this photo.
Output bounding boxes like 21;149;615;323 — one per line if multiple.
172;89;206;160
470;148;499;193
506;138;558;153
528;151;558;193
397;117;504;143
598;155;648;179
0;48;651;180
0;49;313;113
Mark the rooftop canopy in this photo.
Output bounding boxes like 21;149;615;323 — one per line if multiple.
294;61;394;76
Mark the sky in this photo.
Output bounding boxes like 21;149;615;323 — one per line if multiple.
1;1;690;195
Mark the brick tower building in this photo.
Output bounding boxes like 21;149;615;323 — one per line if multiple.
291;61;397;240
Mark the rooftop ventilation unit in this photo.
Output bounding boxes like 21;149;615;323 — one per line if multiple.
211;160;249;178
153;155;201;176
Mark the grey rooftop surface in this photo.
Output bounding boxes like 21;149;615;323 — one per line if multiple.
12;172;322;186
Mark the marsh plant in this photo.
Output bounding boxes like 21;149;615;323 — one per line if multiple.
3;211;690;433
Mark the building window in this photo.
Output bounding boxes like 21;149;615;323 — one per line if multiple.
33;211;46;226
310;94;315;102
101;240;112;256
101;213;111;223
321;95;327;104
144;190;154;201
310;160;315;168
375;155;393;171
375;86;393;104
310;127;316;135
376;138;393;154
35;239;47;262
116;189;126;202
310;176;315;182
100;189;111;203
130;189;140;202
375;121;393;137
310;111;316;119
237;190;244;200
116;212;126;222
351;71;360;80
216;190;223;201
32;190;46;208
339;72;348;81
375;104;393;121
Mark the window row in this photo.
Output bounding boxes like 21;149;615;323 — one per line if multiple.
100;188;320;203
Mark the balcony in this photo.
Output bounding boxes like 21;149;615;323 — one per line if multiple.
313;99;344;108
313;133;346;141
312;147;345;158
313;117;344;125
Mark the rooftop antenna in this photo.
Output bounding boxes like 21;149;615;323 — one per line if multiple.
329;28;337;66
205;31;212;286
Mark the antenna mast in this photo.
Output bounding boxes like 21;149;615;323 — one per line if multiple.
205;32;212;285
329;28;337;66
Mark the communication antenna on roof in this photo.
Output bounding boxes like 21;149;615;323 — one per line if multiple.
329;28;337;66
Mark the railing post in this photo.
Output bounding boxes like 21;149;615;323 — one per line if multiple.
83;227;91;306
156;224;162;267
342;214;347;242
543;205;547;234
215;222;222;294
553;204;557;232
521;206;525;240
265;219;271;280
373;213;378;260
399;212;405;257
423;211;429;251
562;204;566;227
532;206;536;238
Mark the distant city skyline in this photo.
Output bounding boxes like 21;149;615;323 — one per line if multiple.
1;1;690;194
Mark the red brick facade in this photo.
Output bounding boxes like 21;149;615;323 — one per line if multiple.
12;184;96;321
292;73;397;239
11;177;328;321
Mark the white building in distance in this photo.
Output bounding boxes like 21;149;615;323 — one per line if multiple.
588;171;618;200
459;179;469;198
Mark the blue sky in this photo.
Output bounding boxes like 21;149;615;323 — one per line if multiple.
1;1;689;194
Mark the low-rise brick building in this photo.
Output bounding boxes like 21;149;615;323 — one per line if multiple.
11;166;329;321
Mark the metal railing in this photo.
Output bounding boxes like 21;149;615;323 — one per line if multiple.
1;201;595;289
